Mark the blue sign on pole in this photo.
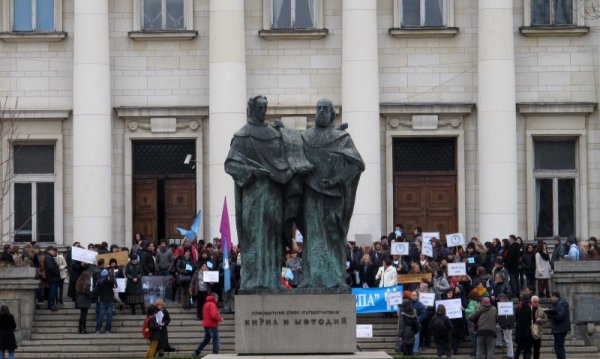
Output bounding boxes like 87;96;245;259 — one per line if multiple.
352;285;404;313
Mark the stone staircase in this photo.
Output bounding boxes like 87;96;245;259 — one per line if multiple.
16;301;598;359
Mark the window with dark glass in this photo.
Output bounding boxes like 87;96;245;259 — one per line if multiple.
534;139;577;239
12;0;55;32
143;0;185;30
402;0;444;27
272;0;315;29
531;0;573;26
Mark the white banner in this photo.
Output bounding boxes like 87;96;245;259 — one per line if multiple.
71;247;97;265
498;302;514;316
446;233;465;247
419;292;436;307
356;324;373;338
447;262;466;276
116;278;127;293
422;232;440;244
386;291;404;306
422;242;433;257
436;298;463;319
390;242;409;255
203;271;219;283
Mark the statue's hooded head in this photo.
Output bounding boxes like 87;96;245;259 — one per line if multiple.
247;95;268;124
316;98;335;128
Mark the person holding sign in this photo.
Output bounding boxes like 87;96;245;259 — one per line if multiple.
125;254;145;315
175;248;196;310
190;263;213;320
496;293;515;359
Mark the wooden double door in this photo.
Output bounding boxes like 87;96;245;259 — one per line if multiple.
133;178;196;242
393;173;457;238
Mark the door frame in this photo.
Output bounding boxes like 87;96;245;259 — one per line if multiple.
385;129;466;237
125;133;203;246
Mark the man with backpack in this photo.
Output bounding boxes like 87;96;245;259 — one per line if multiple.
429;304;453;357
192;293;223;356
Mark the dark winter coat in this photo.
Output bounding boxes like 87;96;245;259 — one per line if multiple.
0;312;17;351
125;261;144;296
429;313;453;340
521;251;536;276
505;242;521;273
398;310;420;345
140;250;156;275
357;264;377;288
514;303;533;339
158;308;172;350
546;298;571;334
469;306;498;337
44;254;61;282
97;277;116;304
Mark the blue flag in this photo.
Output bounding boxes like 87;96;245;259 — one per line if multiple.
220;197;232;292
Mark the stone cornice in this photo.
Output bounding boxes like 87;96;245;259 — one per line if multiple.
3;109;71;120
380;103;475;116
517;102;597;115
114;106;208;119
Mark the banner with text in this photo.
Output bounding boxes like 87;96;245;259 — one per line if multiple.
353;285;404;314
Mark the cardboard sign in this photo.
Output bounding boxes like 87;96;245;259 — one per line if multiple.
390;242;409;255
397;272;432;284
447;262;467;276
356;324;373;338
203;271;219;283
96;250;129;267
446;233;465;247
355;234;372;247
422;242;433;257
498;302;514;316
116;278;127;293
386;291;404;306
419;292;436;307
72;247;97;265
422;232;440;244
436;299;463;319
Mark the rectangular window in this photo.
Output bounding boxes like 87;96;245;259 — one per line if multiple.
142;0;185;30
272;0;315;29
12;0;55;32
531;0;573;26
401;0;444;27
534;139;577;239
12;144;56;243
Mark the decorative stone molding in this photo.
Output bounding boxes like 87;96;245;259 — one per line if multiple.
258;29;328;40
388;27;459;39
115;106;208;119
116;107;206;133
126;119;200;133
517;102;596;115
519;26;589;37
386;115;462;130
128;30;198;41
382;103;473;130
4;109;71;120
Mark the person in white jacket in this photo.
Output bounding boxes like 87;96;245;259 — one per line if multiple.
535;241;552;298
376;258;398;318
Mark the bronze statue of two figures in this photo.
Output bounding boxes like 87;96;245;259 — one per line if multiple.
225;96;364;293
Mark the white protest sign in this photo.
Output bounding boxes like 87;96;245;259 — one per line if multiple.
419;292;436;307
436;299;463;319
386;291;404;306
203;271;219;283
446;233;465;247
498;302;514;316
116;278;127;293
447;262;466;276
422;232;440;244
391;242;409;255
72;246;97;265
155;310;164;325
356;324;373;338
422;242;433;257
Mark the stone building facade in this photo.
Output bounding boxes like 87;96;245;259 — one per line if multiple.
0;0;599;247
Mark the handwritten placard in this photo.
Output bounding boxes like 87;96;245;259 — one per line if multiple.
203;271;219;283
447;262;466;276
498;302;514;316
422;232;439;244
397;272;432;284
419;292;436;307
391;242;409;255
116;278;127;293
422;242;433;257
446;233;465;247
356;324;373;338
96;250;129;267
436;298;463;319
72;247;97;265
386;291;404;306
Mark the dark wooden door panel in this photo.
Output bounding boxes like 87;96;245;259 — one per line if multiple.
133;179;157;242
165;179;196;239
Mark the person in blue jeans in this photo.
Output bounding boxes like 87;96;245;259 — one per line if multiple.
95;269;116;334
192;294;223;357
545;291;571;359
410;291;427;354
44;246;61;311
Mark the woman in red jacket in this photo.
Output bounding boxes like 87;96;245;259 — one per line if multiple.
192;294;223;356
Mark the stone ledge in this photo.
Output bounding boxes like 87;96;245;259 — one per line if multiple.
0;267;37;279
388;27;459;38
128;30;198;41
519;26;589;37
258;28;329;40
0;32;67;42
3;109;72;120
517;102;596;115
114;106;208;119
205;353;392;359
380;102;475;116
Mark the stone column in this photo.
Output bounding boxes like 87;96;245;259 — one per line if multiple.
477;0;518;241
208;0;247;241
72;0;112;247
341;0;382;240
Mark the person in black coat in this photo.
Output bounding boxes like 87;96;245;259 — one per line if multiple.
514;295;534;359
545;291;571;359
45;246;61;311
356;254;377;288
505;235;522;295
141;242;156;276
0;305;17;359
521;244;536;291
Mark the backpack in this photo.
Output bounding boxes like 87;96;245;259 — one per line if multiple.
142;316;153;340
429;315;447;337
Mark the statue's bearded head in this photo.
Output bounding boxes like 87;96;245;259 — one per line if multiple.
316;98;335;128
248;95;268;123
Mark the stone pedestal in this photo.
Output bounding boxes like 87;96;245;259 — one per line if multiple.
0;267;39;344
235;294;356;354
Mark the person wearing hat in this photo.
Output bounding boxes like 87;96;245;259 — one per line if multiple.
94;269;116;334
468;296;498;359
44;246;61;311
496;293;515;359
